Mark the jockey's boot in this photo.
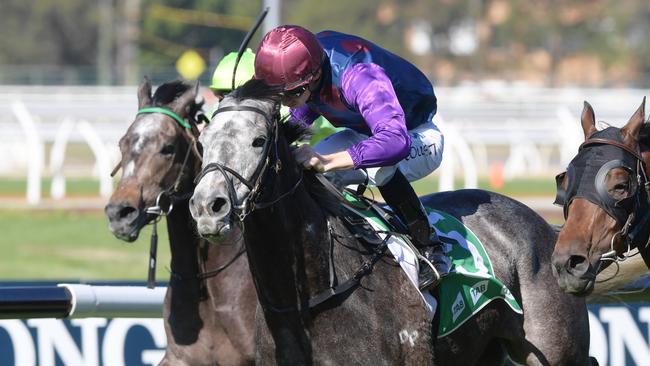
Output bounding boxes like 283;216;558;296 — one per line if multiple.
378;170;451;291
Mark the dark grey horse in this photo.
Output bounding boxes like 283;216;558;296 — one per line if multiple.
189;79;592;365
105;79;256;365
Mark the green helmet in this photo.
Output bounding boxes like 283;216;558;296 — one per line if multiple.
210;48;255;91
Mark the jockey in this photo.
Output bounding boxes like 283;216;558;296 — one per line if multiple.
210;48;341;145
254;25;450;290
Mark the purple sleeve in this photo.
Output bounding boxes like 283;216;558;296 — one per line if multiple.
288;104;319;129
340;63;411;169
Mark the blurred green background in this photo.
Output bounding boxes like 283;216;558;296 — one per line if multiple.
0;176;559;280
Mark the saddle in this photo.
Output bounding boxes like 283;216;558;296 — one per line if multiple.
312;173;411;247
312;174;523;337
339;196;408;246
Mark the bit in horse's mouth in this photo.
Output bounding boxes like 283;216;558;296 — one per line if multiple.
197;220;232;244
109;212;151;243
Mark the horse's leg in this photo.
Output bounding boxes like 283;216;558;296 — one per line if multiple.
475;339;507;365
157;354;191;366
434;301;518;366
505;268;590;365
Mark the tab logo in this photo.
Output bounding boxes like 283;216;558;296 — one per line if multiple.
501;286;515;301
451;292;466;322
470;280;488;305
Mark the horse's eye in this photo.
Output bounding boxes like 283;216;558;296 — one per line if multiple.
252;137;266;148
613;182;629;192
609;181;630;200
160;144;175;155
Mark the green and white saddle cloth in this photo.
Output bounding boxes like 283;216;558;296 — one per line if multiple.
341;193;522;338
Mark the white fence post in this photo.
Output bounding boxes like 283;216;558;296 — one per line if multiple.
557;107;584;168
50;118;75;199
11;101;43;205
77;120;113;198
435;116;478;191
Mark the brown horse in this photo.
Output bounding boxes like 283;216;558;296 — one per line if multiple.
105;79;256;365
552;99;650;296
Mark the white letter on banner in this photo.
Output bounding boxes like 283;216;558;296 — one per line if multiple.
72;318;107;366
600;307;650;366
640;308;650;341
28;318;97;366
102;319;166;366
587;311;607;365
0;320;36;366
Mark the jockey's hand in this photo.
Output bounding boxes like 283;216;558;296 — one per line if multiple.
293;144;327;172
292;145;355;172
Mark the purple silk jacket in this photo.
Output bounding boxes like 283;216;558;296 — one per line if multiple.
289;30;437;169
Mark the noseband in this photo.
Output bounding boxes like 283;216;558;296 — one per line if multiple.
194;104;302;222
138;107;204;215
555;129;650;262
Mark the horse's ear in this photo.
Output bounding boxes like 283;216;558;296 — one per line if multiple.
137;77;152;109
171;81;199;116
138;76;151;109
581;101;597;140
621;97;645;146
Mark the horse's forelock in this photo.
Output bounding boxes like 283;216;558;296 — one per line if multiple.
230;78;283;103
152;80;194;106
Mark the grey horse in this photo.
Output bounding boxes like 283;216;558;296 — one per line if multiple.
189;79;593;365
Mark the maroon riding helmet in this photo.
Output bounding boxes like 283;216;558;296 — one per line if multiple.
254;25;324;91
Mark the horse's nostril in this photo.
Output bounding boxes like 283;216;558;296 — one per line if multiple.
568;255;586;269
118;205;137;219
211;197;227;214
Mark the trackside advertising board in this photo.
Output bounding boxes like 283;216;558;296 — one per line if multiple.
0;303;649;365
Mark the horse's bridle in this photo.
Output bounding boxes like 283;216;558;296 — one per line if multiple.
113;106;209;288
195;102;396;315
554;132;650;263
194;104;302;222
111;106;205;216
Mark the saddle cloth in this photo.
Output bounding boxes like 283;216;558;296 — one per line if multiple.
340;192;522;337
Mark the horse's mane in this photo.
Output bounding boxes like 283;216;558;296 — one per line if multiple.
228;78;311;142
152;80;194;106
280;118;311;144
302;172;345;216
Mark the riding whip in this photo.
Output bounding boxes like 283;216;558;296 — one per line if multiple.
231;7;269;90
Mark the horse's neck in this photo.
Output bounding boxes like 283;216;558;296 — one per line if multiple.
244;175;332;310
166;198;201;277
166;161;203;275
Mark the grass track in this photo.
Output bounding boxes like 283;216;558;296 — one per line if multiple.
0;176;557;279
0;210;171;280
